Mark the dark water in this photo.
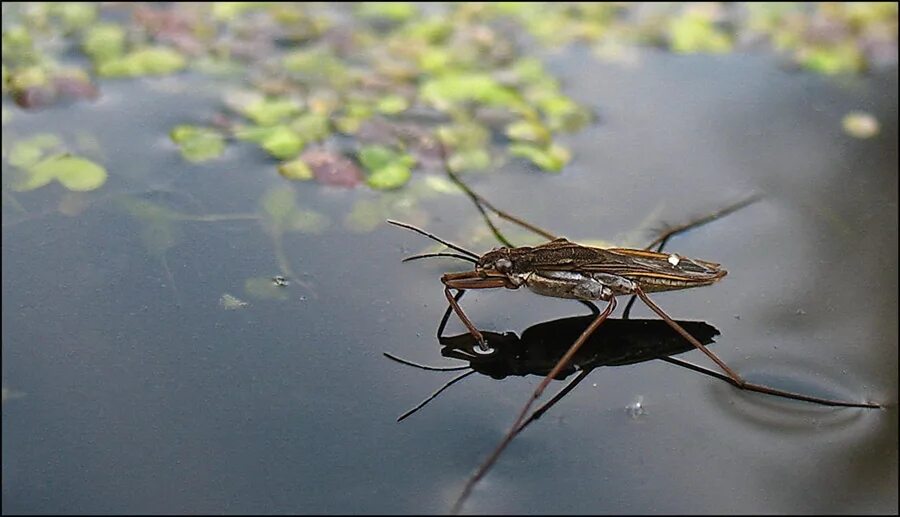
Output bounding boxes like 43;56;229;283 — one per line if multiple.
3;51;897;514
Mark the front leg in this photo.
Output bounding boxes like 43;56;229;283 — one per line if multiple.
444;287;491;352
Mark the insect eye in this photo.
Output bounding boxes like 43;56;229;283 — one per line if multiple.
495;258;512;272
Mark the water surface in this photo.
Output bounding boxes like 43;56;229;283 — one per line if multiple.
3;51;897;514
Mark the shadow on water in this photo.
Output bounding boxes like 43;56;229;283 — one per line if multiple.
387;316;719;421
439;317;718;380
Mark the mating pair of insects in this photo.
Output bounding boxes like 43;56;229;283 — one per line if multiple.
387;141;880;514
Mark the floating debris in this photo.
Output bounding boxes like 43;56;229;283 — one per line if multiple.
625;395;647;419
219;293;249;310
842;111;880;139
244;276;290;301
300;149;364;188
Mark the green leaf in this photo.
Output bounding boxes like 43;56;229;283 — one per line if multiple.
357;2;417;21
669;13;733;54
2;26;34;64
50;3;98;30
97;47;186;77
261;127;304;159
358;145;415;190
800;43;865;75
400;17;452;44
36;155;107;191
7;67;48;90
375;94;409;114
509;142;570;172
10;162;57;191
282;48;350;87
358;145;397;172
82;23;125;63
13;154;107;192
333;101;374;135
420;73;524;110
367;162;412;190
234;124;278;143
236;125;304;158
8;134;63;169
538;94;592;132
190;56;243;76
417;47;452;72
505;119;551;145
170;125;226;163
212;2;271;21
278;158;314;181
290;113;331;142
244;97;303;126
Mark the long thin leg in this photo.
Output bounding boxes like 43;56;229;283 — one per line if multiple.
444;287;490;351
451;296;617;514
642;194;763;251
635;287;879;409
484;303;598;455
438;289;466;339
657;356;878;408
382;352;470;372
397;370;477;422
439;291;596;338
623;194;763;319
436;137;559;244
511;325;882;440
516;368;594;435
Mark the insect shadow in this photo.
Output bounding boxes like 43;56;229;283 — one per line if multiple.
385;313;721;430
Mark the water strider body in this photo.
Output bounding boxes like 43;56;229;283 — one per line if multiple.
446;237;725;302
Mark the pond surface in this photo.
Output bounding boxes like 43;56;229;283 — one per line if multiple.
3;50;898;513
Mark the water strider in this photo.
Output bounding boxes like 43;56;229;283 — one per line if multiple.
387;138;882;514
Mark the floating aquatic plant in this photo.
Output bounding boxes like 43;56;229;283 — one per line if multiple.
2;2;896;190
6;133;107;192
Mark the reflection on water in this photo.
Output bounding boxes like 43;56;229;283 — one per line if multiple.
438;317;717;379
3;56;897;513
387;316;718;423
